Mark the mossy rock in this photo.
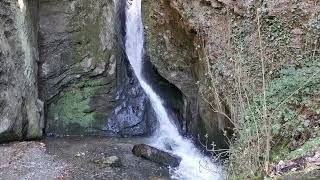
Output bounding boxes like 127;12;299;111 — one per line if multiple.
47;78;108;135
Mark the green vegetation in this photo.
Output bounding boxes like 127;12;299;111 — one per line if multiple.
287;136;320;160
198;1;320;179
267;67;320;138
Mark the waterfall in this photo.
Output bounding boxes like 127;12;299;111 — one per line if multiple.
125;0;223;179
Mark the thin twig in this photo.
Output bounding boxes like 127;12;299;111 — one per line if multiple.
257;8;270;173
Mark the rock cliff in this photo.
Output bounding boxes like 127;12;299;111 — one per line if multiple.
0;0;158;141
39;0;156;136
0;0;43;142
142;0;233;149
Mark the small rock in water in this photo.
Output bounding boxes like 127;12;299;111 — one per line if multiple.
105;156;122;167
132;144;181;167
93;156;122;168
75;152;85;157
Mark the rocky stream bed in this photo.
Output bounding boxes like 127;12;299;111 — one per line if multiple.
0;137;170;180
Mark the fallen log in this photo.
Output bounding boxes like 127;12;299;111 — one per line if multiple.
132;144;182;167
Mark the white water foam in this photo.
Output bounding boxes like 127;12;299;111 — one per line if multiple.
125;0;224;179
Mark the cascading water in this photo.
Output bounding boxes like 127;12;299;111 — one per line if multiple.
125;0;224;179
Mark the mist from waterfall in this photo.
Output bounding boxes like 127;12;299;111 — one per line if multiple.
125;0;223;179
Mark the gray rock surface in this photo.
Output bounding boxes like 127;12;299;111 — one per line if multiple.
0;0;44;142
38;0;120;135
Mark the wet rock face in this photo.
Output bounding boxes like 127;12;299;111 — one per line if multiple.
142;0;201;136
142;0;233;149
0;0;44;142
132;144;182;167
142;56;186;133
105;72;157;136
142;0;199;99
104;53;157;136
39;0;156;136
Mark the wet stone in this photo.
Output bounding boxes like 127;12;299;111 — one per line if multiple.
92;155;122;168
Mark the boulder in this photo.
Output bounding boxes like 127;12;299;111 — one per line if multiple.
132;144;181;167
104;156;122;167
200;0;223;8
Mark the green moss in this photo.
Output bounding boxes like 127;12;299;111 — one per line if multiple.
271;140;290;162
49;88;94;127
287;137;320;160
261;16;291;46
48;78;104;133
277;169;320;180
308;15;320;39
